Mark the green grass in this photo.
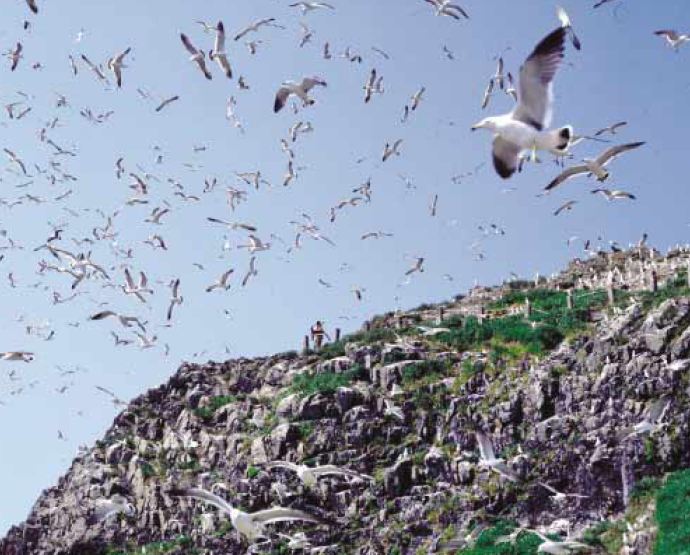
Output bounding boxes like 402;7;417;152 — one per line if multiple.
401;360;448;385
193;395;238;421
453;522;543;554
654;468;690;555
290;366;362;397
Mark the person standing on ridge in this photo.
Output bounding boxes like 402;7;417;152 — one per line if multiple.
310;320;330;351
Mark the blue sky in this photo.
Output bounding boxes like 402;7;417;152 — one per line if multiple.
1;0;688;534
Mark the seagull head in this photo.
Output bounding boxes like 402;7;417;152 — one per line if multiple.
471;117;498;132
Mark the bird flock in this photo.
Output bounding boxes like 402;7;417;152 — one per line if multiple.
0;0;688;543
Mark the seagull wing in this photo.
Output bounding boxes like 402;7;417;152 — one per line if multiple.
475;431;496;462
312;465;373;480
647;396;671;423
492;136;522;179
595;142;645;166
544;164;588;191
274;87;291;113
301;77;326;91
265;460;300;472
251;507;325;525
513;27;566;130
180;33;199;56
169;487;234;516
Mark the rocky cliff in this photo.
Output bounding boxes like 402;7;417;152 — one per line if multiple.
3;248;690;555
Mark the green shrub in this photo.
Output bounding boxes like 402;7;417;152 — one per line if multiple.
291;369;359;397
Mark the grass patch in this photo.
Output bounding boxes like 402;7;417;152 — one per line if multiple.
453;521;543;554
104;536;196;555
401;360;448;385
290;367;361;397
654;468;690;555
193;395;238;421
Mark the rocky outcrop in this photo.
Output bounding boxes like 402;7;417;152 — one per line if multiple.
3;249;690;555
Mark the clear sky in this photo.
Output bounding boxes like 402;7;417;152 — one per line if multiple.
1;0;688;534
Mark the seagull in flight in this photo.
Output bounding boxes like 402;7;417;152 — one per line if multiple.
265;461;373;488
472;27;574;178
89;495;135;524
169;487;325;541
475;431;521;482
180;33;212;80
382;139;403;162
591;188;636;201
544;142;645;191
167;279;183;321
539;482;589;503
274;77;327;113
206;268;234;293
234;18;284;42
107;47;131;88
89;311;146;332
654;29;690;51
424;0;469;20
554;200;577;216
621;396;672;439
25;0;38;14
290;2;335;14
241;257;258;287
122;269;153;303
594;121;627;137
0;351;34;362
209;22;232;79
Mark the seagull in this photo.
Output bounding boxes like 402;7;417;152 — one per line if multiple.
277;532;312;550
238;235;271;253
241;257;258;287
207;217;257;232
593;0;617;7
591;188;636;201
475;431;521;481
539;483;589;502
361;231;393;240
195;20;219;34
80;54;109;84
405;257;425;276
89;495;135;524
26;0;38;13
107;47;131;88
0;351;34;362
274;77;327;113
530;530;593;554
145;206;170;224
544;142;645;191
8;43;22;71
290;2;335;14
622;396;672;439
383;399;404;421
180;33;212;80
382;139;403;162
169;487;325;541
556;6;581;50
135;332;157;350
265;461;373;489
234;18;284;42
122;269;153;303
209;22;232;79
554;200;577;216
594;121;627;136
4;149;28;175
206;268;234;293
654;30;690;51
155;95;179;112
417;325;451;336
424;0;469;20
363;69;378;103
89;311;146;333
167;279;183;321
472;27;574;179
410;86;426;110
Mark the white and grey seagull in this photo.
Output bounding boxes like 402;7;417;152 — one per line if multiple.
475;431;521;482
209;21;232;79
107;47;131;88
180;33;212;80
234;18;284;42
424;0;469;20
0;351;34;363
206;268;234;293
170;487;325;541
472;27;574;178
544;142;645;191
621;396;672;440
265;460;373;489
290;2;335;14
274;77;327;113
654;29;690;51
591;188;636;201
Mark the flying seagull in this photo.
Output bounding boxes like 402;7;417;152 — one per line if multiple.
424;0;469;20
89;311;146;333
591;188;636;201
544;142;645;191
107;47;131;88
290;2;335;14
472;27;574;178
206;268;234;292
539;482;589;502
274;77;327;113
26;0;38;14
167;279;183;321
382;139;403;162
180;33;212;80
0;351;34;362
621;396;671;439
594;121;627;136
9;43;22;71
89;495;135;524
234;18;284;42
654;30;690;51
265;461;373;488
241;257;258;287
209;22;232;79
169;487;325;541
554;200;577;216
475;431;521;481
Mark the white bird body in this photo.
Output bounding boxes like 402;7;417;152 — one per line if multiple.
266;461;373;489
274;77;327;113
171;487;324;541
210;22;232;79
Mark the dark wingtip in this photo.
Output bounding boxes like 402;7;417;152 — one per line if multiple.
533;27;566;57
493;155;515;179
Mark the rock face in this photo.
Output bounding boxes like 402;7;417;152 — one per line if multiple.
3;249;690;555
